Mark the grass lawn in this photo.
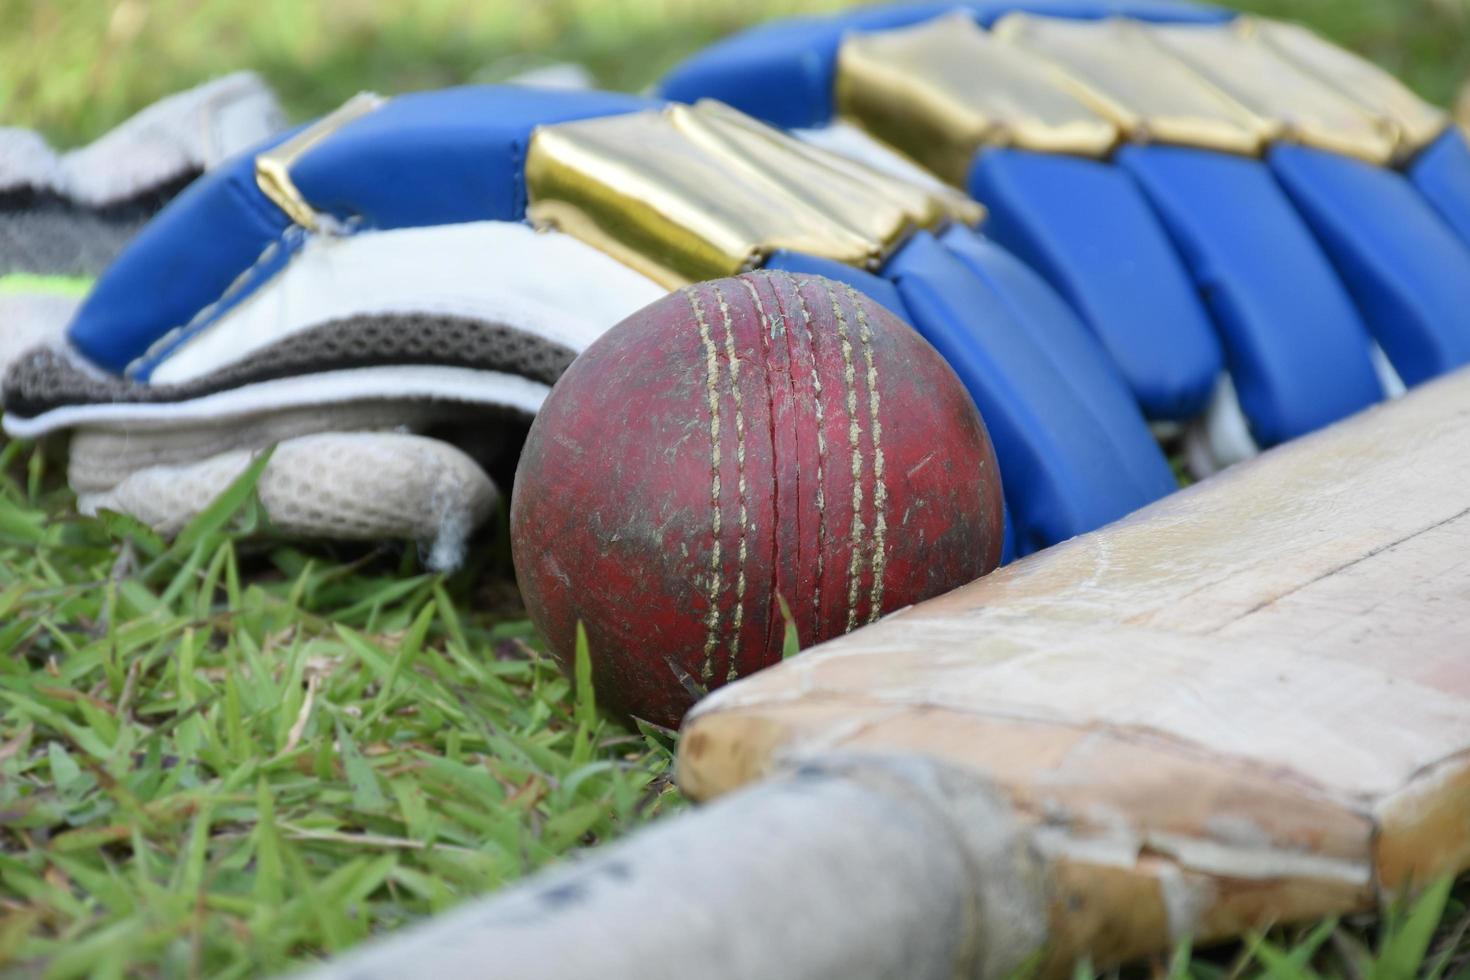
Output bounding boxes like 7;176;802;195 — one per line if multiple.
3;0;1470;976
0;445;682;976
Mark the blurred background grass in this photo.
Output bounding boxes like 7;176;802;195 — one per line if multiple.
3;0;1468;148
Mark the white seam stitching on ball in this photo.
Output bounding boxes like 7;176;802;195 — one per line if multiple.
689;287;724;685
791;278;826;639
735;274;781;675
712;283;751;686
826;280;866;634
849;287;887;624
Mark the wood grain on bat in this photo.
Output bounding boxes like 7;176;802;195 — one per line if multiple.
679;367;1470;967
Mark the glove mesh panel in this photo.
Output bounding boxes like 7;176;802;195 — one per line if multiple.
3;312;578;418
77;431;498;571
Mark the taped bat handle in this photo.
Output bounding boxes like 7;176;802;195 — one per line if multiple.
290;757;1047;980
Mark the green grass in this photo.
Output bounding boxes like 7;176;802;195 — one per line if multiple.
3;0;1470;975
0;443;681;975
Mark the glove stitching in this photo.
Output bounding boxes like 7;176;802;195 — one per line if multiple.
125;226;303;379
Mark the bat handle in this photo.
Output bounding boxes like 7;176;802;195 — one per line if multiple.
292;757;1047;980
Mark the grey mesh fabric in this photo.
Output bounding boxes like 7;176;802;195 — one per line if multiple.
78;433;495;549
71;413;500;572
0;197;162;277
66;402;464;491
3;314;578;418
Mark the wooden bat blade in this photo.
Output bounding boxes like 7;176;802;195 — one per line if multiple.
680;366;1470;968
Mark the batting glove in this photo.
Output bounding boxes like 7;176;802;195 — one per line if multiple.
662;1;1470;474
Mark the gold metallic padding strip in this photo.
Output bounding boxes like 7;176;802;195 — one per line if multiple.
1146;22;1398;165
1252;19;1447;159
993;14;1273;156
835;14;1117;186
688;100;984;231
254;92;386;230
525;102;971;289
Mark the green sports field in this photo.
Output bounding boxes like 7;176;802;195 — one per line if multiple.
2;0;1469;976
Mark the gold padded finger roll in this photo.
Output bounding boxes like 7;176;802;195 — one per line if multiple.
687;100;984;229
834;14;1117;185
525;103;967;289
1146;21;1399;165
832;13;1430;169
992;14;1272;155
1253;18;1447;159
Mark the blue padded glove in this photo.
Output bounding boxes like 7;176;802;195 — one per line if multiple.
2;86;1176;561
662;2;1470;471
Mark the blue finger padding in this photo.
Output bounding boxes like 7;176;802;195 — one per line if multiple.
1116;145;1382;446
67;131;296;375
884;231;1174;554
291;87;652;229
764;250;908;318
939;225;1177;502
1409;128;1470;250
968;148;1221;421
1270;144;1470;385
658;1;1229;129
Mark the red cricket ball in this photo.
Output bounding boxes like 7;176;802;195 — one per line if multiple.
511;271;1004;728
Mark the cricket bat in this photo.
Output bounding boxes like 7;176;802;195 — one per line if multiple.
301;367;1470;979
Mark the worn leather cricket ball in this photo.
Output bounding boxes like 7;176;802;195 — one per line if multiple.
511;271;1004;728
